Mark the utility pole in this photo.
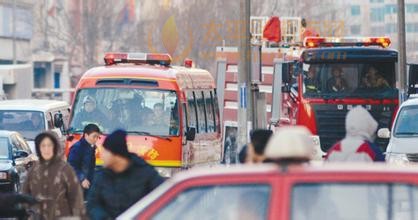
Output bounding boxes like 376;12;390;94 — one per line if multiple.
12;0;16;64
398;0;407;102
237;0;252;158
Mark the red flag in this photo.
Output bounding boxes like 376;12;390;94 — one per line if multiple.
263;16;281;43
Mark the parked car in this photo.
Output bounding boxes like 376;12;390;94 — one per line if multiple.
379;98;418;164
0;99;70;154
119;163;418;220
0;130;36;192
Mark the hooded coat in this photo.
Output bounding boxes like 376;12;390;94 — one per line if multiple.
22;138;86;220
326;106;385;162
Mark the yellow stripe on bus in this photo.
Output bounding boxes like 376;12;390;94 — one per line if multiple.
95;159;181;167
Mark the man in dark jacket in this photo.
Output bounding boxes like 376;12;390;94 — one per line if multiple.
68;124;101;196
87;129;164;220
0;192;37;218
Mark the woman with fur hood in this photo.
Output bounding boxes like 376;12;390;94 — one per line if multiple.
23;132;86;219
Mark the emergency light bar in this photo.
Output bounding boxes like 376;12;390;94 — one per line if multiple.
303;37;391;48
104;52;172;66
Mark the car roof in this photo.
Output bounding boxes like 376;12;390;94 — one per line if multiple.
400;97;418;107
169;163;418;183
119;163;418;219
82;64;211;81
0;99;69;112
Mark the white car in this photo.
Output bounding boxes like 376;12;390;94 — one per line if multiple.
0;99;70;153
379;98;418;164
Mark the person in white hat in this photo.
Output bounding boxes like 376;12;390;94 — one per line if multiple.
264;126;315;165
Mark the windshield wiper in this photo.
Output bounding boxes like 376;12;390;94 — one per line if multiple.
395;132;418;136
126;131;172;142
68;127;83;133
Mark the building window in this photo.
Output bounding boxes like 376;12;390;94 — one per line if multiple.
406;23;418;33
371;8;385;22
370;0;384;3
54;72;61;89
350;25;361;35
385;4;397;14
371;26;385;35
385;23;397;33
34;68;46;88
351;5;360;16
406;4;418;13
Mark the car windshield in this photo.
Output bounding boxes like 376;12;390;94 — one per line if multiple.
69;88;179;136
394;106;418;136
0;137;9;160
302;62;397;99
0;111;45;140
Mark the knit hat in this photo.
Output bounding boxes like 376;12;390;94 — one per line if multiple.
250;129;273;155
102;129;130;158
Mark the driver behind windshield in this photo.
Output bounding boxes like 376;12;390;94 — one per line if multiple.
327;66;348;92
304;66;320;93
72;96;107;129
361;66;390;89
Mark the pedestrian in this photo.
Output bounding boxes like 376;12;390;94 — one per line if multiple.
23;132;86;220
325;106;385;162
87;129;164;220
240;129;273;164
68;124;101;197
263;126;315;165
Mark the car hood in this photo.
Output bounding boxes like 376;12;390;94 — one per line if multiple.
387;137;418;154
0;160;13;171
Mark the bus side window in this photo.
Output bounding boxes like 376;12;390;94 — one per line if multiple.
187;91;198;132
195;91;207;133
182;103;188;138
204;90;215;133
213;89;220;132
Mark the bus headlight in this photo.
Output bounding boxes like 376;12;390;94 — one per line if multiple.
156;167;180;178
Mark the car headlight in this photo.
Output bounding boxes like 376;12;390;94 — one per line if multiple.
386;153;409;165
0;172;8;180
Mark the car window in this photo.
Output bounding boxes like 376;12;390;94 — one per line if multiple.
292;183;418;220
151;184;271;220
0;137;9;159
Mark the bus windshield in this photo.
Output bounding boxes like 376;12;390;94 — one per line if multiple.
69;88;180;136
302;62;398;99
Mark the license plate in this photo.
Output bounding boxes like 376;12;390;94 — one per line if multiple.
0;172;7;180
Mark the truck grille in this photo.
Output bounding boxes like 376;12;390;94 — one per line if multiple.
313;104;395;152
407;154;418;163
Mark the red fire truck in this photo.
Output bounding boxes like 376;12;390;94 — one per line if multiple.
216;36;399;154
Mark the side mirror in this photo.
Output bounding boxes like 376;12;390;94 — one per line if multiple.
186;127;196;141
13;150;29;159
377;128;391;139
54;112;64;128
